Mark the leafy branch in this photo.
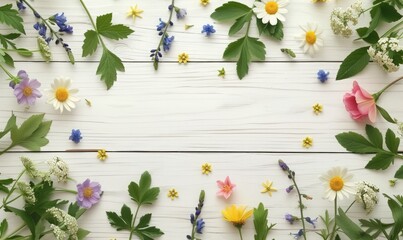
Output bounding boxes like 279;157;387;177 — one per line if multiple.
253;203;275;240
336;125;403;178
0;4;25;34
106;171;163;240
79;0;134;90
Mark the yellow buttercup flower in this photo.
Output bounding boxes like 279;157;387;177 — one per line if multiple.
200;0;210;6
127;4;143;20
222;205;253;228
167;188;179;200
97;149;108;161
261;180;277;196
178;52;189;64
312;103;323;115
201;163;212;175
302;136;313;148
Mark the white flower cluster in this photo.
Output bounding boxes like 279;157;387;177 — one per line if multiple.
367;38;402;72
17;182;36;204
50;224;68;240
330;0;363;38
355;181;379;213
21;157;42;179
47;157;69;182
46;207;78;239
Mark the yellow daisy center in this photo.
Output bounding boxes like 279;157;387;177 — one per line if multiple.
23;86;33;97
265;1;279;14
83;187;93;198
329;176;344;191
55;87;69;102
305;31;317;44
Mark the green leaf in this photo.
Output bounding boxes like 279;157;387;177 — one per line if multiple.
356;28;379;44
336;47;370;80
365;152;395;170
223;36;266;79
228;11;253;36
365;125;383;149
385;129;400;154
106;204;133;231
359;219;390;238
335;131;379;153
281;48;296;58
335;208;373;240
256;19;284;40
0;177;13;193
96;13;134;40
253;203;274;240
16;48;32;57
379;3;402;23
82;30;99;57
0;113;16;139
96;13;113;32
3;52;14;67
136;213;152;229
377;105;397;124
68;202;86;219
395;165;403;179
77;228;90;240
5;206;36;235
134;225;164;240
362;6;381;39
210;1;252;21
385;194;403;239
0;219;7;238
0;4;25;34
96;48;125;90
129;171;160;205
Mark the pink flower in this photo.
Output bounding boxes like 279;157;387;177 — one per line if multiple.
343;81;377;123
76;179;102;209
216;176;236;199
13;70;42;105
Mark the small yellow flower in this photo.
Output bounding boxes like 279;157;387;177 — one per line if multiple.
200;0;210;6
261;180;277;197
167;188;179;200
218;68;226;78
389;179;397;187
201;163;212;175
127;4;143;20
222;205;253;228
312;103;323;115
178;52;189;64
302;137;313;148
97;149;108;161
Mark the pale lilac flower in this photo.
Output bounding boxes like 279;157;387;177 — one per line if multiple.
13;70;42;105
76;179;102;208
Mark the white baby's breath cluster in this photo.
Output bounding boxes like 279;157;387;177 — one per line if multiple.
47;157;69;182
330;0;363;38
21;157;42;179
17;182;36;204
46;207;78;240
367;37;402;72
355;181;379;213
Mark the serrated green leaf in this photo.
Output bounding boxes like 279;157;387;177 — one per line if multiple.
16;121;52;151
0;113;16;139
96;48;125;90
336;47;370;80
129;171;160;205
139;171;152;192
210;1;252;21
134;226;164;239
385;129;400;154
98;24;134;40
106;205;132;231
228;11;252;35
121;204;133;227
395;165;403;179
335;131;379;153
96;13;113;32
10;114;44;143
356;28;379;44
380;3;402;22
82;30;99;57
365;125;383;149
385;195;403;239
5;206;35;235
253;203;271;240
136;214;152;229
335;208;373;240
0;4;25;34
377;105;397;124
256;19;284;40
365;152;395;170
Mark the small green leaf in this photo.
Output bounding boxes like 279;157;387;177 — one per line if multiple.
77;228;90;240
281;48;296;58
335;131;379;153
395;165;403;179
0;177;13;193
228;11;253;36
365;125;383;149
385;129;400;154
336;47;370;80
98;24;134;40
365;152;395;170
362;6;381;39
0;113;16;139
377;105;397;124
96;13;113;32
106;205;133;231
134;226;164;239
210;1;252;21
3;52;14;67
385;194;403;239
5;206;36;235
253;203;274;240
0;219;7;238
121;204;133;227
82;30;99;57
256;20;284;40
128;171;160;205
335;208;373;240
356;28;379;44
96;48;125;90
136;214;152;229
380;3;402;23
0;4;25;34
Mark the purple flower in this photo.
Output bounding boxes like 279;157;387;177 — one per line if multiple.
196;218;205;234
76;179;102;209
52;13;73;33
156;18;167;32
69;129;82;144
286;185;294;193
13;70;42;105
202;24;216;36
163;35;174;51
285;214;299;224
16;0;26;11
317;69;329;83
278;159;289;171
190;213;195;224
305;217;318;228
33;22;47;39
292;229;304;239
175;8;187;19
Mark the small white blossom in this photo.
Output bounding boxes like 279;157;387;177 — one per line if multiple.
47;157;69;182
17;182;36;204
330;0;363;38
46;207;78;238
368;37;402;73
21;157;41;179
355;181;379;213
50;224;67;240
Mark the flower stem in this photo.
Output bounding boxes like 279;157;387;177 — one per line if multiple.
374;76;403;101
54;188;78;194
290;175;307;240
237;227;244;240
0;64;17;80
78;0;106;49
0;224;26;240
2;170;25;209
129;205;141;240
329;196;338;240
345;200;356;213
359;0;391;16
381;20;403;38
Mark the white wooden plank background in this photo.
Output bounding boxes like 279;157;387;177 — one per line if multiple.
0;0;402;239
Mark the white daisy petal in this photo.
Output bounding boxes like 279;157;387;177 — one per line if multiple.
46;77;79;114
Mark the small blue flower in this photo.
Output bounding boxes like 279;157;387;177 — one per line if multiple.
156;18;167;32
190;213;195;224
196;219;205;234
292;229;304;239
286;185;294;193
163;35;174;52
305;217;318;228
202;24;216;36
317;69;329;83
285;214;299;224
34;22;47;39
53;13;73;33
16;0;26;11
69;129;82;144
278;160;289;171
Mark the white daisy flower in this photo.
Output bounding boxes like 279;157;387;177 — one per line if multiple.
319;167;355;201
46;77;79;113
253;0;288;26
297;22;324;56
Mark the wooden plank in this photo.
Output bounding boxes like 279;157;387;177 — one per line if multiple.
0;62;401;152
1;0;373;62
0;152;398;239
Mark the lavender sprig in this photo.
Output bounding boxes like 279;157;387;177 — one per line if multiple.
186;190;205;240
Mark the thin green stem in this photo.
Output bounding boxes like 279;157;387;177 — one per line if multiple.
0;145;14;157
237;227;244;240
359;0;391;16
2;170;25;208
374;76;403;100
0;64;16;80
0;195;22;209
381;21;403;38
54;188;78;194
129;205;141;240
329;197;338;240
291;175;307;240
78;0;106;48
190;219;197;240
345;200;356;213
0;224;26;240
396;154;403;159
244;18;252;37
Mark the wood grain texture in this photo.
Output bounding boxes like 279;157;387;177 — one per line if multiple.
1;0;375;62
0;62;401;152
0;152;399;239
